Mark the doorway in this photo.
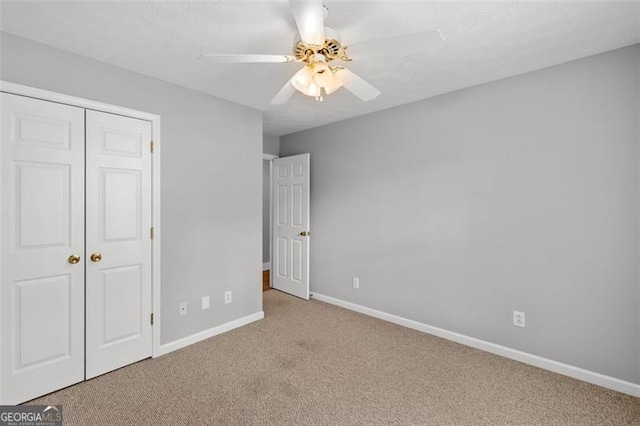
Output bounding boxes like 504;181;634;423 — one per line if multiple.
263;154;277;291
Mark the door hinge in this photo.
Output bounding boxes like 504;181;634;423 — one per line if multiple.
150;227;154;239
150;313;154;326
150;140;154;153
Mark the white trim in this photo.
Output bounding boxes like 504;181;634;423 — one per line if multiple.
0;80;163;361
158;311;265;356
263;153;278;160
150;118;162;358
0;81;159;121
269;159;273;287
263;155;277;285
311;292;640;398
261;155;277;284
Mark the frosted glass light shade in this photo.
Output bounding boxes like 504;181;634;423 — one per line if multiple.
291;66;313;92
303;82;320;97
291;64;343;98
312;62;333;88
324;72;342;94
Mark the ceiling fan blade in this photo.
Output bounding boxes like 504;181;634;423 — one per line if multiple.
289;0;325;46
270;80;297;105
346;30;445;60
336;68;380;102
199;54;295;63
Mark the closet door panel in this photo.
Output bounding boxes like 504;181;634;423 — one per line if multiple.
85;110;152;379
1;93;85;405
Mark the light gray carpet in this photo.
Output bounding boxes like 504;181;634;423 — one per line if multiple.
27;290;639;425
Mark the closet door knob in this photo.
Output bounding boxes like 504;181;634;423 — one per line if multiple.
68;254;81;264
90;253;102;263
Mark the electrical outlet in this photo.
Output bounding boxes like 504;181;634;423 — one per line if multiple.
202;296;210;310
352;277;360;289
224;291;232;304
179;302;187;316
513;310;525;328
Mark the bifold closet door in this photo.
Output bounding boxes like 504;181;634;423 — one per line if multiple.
84;110;153;379
1;93;86;404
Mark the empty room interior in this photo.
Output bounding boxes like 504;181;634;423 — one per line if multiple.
0;1;639;424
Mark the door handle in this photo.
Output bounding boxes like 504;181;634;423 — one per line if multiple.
90;252;103;263
300;231;309;237
68;254;81;264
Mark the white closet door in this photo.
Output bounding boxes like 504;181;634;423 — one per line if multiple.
85;110;152;379
0;93;85;404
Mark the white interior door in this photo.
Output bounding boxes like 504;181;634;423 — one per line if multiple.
272;154;310;299
85;110;152;379
1;93;85;404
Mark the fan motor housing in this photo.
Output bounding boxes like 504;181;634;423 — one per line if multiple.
293;27;350;63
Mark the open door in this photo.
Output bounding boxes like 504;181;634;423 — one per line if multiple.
272;154;310;299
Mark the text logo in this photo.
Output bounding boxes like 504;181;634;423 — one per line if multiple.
0;405;62;426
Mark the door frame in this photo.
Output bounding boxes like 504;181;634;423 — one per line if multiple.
263;153;278;287
0;81;163;372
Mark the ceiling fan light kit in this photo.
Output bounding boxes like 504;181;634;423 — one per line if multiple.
290;50;345;101
200;0;444;105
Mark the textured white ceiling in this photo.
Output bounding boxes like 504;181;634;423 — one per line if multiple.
2;1;639;136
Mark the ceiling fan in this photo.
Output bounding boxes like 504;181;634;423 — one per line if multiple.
200;0;444;105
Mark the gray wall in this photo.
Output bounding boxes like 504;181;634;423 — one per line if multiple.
0;32;263;345
262;134;280;265
263;134;280;156
281;44;640;384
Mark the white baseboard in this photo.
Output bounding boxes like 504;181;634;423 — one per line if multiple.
262;262;271;271
157;311;264;356
311;292;640;398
